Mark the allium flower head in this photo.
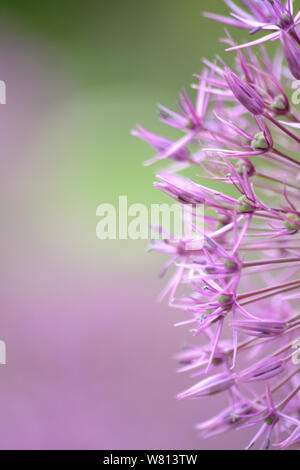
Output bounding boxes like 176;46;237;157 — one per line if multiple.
134;0;300;450
280;30;300;79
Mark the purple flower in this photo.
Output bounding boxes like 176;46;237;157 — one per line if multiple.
134;0;300;450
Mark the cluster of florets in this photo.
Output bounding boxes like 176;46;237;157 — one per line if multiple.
133;0;300;450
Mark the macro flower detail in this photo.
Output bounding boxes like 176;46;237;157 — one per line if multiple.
134;0;300;450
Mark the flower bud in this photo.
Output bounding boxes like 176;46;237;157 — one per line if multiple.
224;68;265;115
231;319;286;337
237;357;284;383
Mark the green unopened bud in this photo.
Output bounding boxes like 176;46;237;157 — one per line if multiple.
251;131;269;149
285;213;300;231
271;94;286;111
238;195;255;213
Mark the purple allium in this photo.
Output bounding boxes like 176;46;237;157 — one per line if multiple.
134;0;300;450
205;1;300;59
281;30;300;79
223;67;265;115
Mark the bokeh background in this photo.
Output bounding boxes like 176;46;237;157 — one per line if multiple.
0;0;252;449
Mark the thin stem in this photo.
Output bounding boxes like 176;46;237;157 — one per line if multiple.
264;112;300;145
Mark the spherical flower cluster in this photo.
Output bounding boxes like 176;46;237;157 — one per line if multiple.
133;0;300;450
